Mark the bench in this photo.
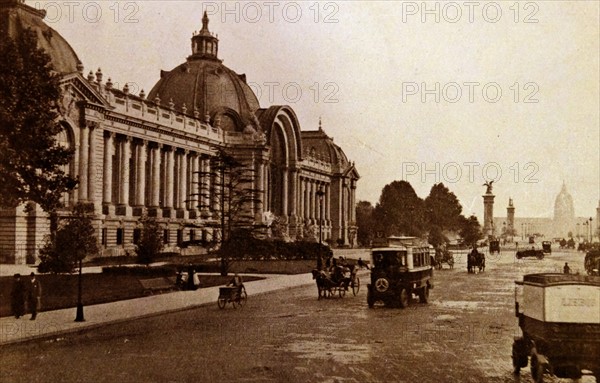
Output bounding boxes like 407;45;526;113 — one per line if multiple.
139;277;175;295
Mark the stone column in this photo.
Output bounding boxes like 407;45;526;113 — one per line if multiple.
178;149;188;218
282;167;288;217
256;160;265;220
302;178;308;220
118;136;131;215
135;140;147;207
289;168;297;218
103;131;114;206
78;124;89;201
87;123;97;204
164;147;174;216
148;144;162;218
151;144;161;207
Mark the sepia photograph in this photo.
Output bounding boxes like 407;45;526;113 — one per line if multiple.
0;0;599;382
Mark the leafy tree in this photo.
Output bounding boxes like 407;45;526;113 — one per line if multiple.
373;180;425;237
38;203;99;273
424;183;463;232
0;28;77;212
459;215;482;247
428;224;448;248
136;215;165;265
356;200;375;246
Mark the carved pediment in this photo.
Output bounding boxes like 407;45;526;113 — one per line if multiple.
59;72;111;109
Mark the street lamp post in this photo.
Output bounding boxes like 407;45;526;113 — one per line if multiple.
316;187;325;269
521;223;524;240
589;217;593;242
75;257;84;322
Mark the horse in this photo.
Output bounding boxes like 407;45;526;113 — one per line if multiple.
468;249;485;273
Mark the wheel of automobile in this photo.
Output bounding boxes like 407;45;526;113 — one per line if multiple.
217;298;226;309
352;277;360;296
399;288;410;308
374;277;389;293
537;254;544;260
418;286;429;304
516;253;522;259
367;290;374;308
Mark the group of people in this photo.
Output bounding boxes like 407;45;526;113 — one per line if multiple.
175;264;201;291
11;272;42;320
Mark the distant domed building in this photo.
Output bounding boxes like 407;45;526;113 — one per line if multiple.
0;3;359;264
553;182;575;237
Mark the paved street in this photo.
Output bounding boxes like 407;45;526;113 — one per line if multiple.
0;248;596;383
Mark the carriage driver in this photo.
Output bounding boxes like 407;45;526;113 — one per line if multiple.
227;273;244;293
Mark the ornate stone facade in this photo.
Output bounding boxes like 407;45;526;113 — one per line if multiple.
0;3;359;264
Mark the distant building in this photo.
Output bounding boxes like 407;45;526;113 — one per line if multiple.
494;183;594;241
0;2;359;264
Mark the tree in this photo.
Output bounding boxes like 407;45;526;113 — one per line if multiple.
136;215;165;265
428;225;447;248
0;28;77;212
38;203;99;273
373;180;425;237
424;183;463;232
356;200;375;247
459;215;482;247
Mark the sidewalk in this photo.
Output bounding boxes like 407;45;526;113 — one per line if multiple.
0;272;316;346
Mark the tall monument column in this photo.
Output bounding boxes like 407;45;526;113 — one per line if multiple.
482;182;495;239
507;198;515;242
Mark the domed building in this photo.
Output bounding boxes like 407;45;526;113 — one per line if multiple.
0;4;359;264
553;182;575;237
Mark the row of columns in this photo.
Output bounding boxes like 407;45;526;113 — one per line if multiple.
300;178;331;223
101;131;214;215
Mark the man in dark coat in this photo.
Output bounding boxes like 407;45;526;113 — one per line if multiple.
11;274;26;319
28;272;42;320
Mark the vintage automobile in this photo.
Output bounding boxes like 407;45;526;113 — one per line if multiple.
367;237;434;308
512;273;600;382
541;241;552;254
516;244;545;260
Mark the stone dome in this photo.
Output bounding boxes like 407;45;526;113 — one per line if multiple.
148;12;259;132
301;121;350;170
554;182;575;220
1;0;81;74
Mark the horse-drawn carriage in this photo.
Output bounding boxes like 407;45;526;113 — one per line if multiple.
512;273;600;382
311;265;360;299
467;247;485;273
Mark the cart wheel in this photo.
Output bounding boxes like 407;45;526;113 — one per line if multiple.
352;277;360;296
339;287;346;298
217;297;226;309
399;288;410;308
531;354;545;383
418;286;429;304
367;290;374;308
238;289;248;308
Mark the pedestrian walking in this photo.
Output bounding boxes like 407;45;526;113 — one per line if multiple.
11;274;26;319
28;272;42;320
563;262;570;274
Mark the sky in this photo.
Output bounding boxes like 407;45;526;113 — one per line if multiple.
30;0;600;220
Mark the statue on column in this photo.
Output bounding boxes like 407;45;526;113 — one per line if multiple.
483;180;494;194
